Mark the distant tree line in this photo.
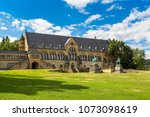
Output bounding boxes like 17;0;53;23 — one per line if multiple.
108;39;147;70
0;36;19;50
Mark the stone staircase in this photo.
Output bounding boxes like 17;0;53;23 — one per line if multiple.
39;60;52;69
10;60;29;70
71;65;79;73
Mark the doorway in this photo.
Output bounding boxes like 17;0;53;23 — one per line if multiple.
32;62;39;69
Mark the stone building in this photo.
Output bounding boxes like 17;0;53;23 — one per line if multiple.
0;32;113;70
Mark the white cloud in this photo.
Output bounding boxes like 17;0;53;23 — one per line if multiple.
8;36;18;42
145;50;150;59
83;6;150;58
101;0;114;4
1;23;5;26
64;14;102;28
12;18;54;33
55;28;72;36
12;19;20;27
10;17;72;36
83;7;150;41
0;11;72;36
28;19;71;36
65;24;78;30
64;0;99;14
85;14;101;25
0;12;11;18
0;26;8;30
29;18;54;33
106;4;124;11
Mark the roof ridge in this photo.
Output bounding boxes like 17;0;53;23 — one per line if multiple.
26;31;108;41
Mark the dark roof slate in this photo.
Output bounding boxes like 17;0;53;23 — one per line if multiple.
26;32;109;52
0;50;27;54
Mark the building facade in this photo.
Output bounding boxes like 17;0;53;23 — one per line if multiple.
0;32;113;70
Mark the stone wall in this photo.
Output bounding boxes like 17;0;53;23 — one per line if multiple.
0;60;22;70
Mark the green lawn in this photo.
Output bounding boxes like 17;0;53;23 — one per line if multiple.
0;70;150;100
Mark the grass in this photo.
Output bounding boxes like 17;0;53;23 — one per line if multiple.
0;69;150;100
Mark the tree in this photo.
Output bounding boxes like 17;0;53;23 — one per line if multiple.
145;59;150;70
132;48;146;70
108;39;134;69
0;36;19;50
10;40;19;50
0;36;10;50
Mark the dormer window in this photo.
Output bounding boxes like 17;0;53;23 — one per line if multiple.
42;43;45;47
101;47;105;52
59;44;62;48
50;44;53;48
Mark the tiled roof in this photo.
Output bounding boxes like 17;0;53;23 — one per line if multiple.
0;50;27;54
26;32;109;52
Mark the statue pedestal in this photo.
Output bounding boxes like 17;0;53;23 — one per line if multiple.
89;64;102;73
115;64;123;73
63;64;71;72
109;65;115;73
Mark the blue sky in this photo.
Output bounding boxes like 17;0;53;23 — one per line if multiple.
0;0;150;58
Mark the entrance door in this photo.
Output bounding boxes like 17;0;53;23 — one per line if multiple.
32;62;38;69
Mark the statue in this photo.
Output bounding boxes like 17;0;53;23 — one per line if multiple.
92;57;97;62
115;57;123;73
116;57;121;65
89;57;102;73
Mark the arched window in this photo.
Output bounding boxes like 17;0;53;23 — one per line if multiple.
41;51;48;60
79;54;87;61
51;53;54;60
49;52;57;60
54;53;57;60
68;47;77;60
58;52;65;60
87;54;94;61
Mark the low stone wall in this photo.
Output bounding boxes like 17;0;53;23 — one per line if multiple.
0;60;21;70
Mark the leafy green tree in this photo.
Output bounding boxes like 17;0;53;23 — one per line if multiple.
0;36;10;50
144;59;150;70
108;39;134;69
10;40;19;50
0;36;19;50
132;48;146;70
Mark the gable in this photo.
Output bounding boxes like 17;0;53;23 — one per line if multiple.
65;38;77;46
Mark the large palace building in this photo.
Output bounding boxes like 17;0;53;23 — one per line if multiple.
0;32;113;70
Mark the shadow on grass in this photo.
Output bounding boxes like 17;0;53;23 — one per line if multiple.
0;74;88;95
